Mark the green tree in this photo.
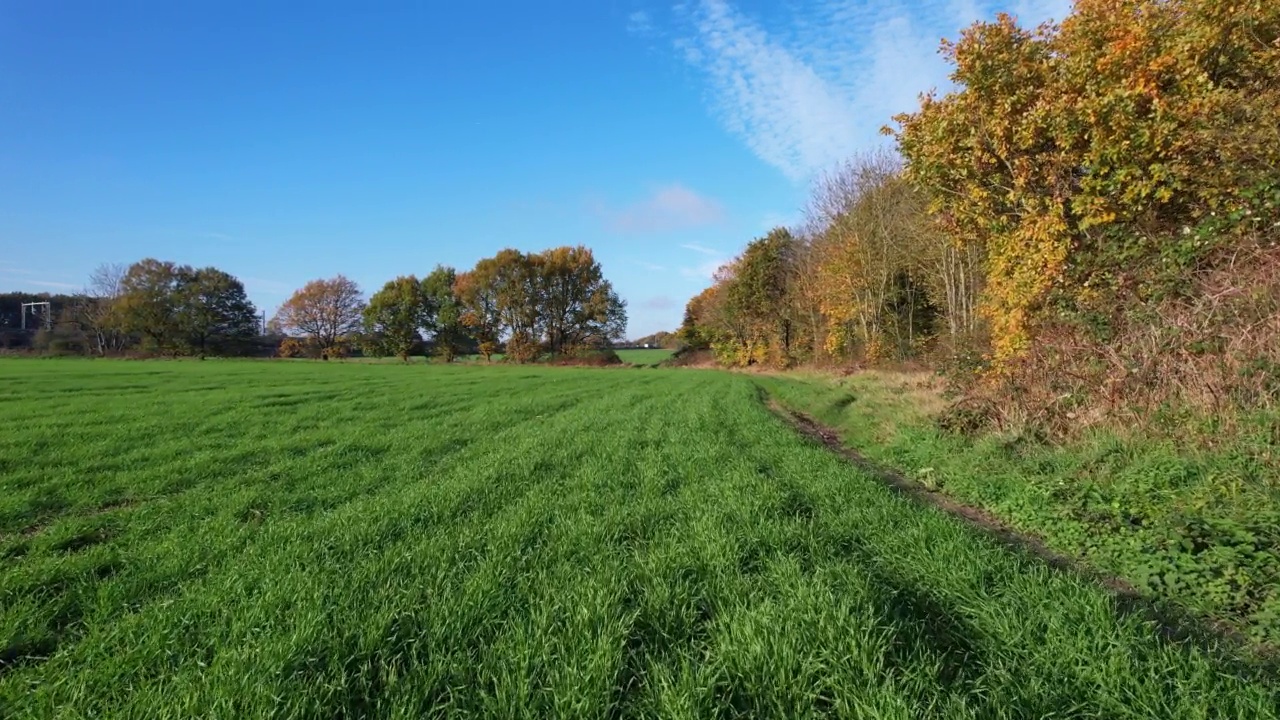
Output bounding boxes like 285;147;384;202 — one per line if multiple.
725;228;797;364
176;267;259;358
458;247;629;362
536;246;626;354
423;265;469;362
117;259;187;353
362;276;436;361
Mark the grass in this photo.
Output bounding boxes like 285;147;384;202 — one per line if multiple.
341;348;673;366
758;371;1280;651
614;348;675;366
1;359;1277;718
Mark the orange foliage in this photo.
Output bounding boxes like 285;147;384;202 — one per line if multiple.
894;0;1280;361
273;276;365;353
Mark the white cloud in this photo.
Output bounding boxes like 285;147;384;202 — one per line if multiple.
655;0;1072;181
627;10;654;35
677;243;731;280
598;184;726;234
0;264;36;276
0;263;81;291
680;257;729;280
680;242;721;256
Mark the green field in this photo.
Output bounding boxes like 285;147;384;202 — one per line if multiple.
455;349;672;365
614;348;674;365
2;360;1276;718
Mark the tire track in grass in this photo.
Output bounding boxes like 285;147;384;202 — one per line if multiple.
5;362;1280;717
746;382;1280;717
589;378;957;717
768;389;1280;673
593;374;1277;717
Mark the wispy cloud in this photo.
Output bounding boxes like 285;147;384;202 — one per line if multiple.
597;184;726;234
677;243;731;280
627;10;654;35
639;0;1071;181
680;242;721;256
0;263;79;291
680;258;729;281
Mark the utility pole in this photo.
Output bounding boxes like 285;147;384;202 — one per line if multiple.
20;301;52;331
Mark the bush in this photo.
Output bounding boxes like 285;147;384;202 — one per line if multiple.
504;333;542;363
277;337;309;358
550;347;622;367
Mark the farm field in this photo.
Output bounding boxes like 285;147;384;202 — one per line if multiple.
1;359;1277;718
613;348;674;365
358;348;673;365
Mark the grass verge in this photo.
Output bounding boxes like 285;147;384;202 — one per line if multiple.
757;370;1280;653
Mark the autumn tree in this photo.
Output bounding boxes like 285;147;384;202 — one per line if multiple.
456;260;503;362
894;0;1280;360
727;228;798;364
678;153;962;368
804;154;948;361
362;276;435;361
782;230;828;362
274;275;365;357
490;249;544;362
456;247;627;362
536;246;626;355
677;283;728;353
423;265;469;361
116;259;188;353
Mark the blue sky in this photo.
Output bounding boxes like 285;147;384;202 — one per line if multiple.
0;0;1069;337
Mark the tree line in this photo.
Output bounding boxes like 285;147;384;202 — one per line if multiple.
679;0;1279;433
679;151;980;368
273;245;625;362
13;245;627;362
1;261;262;358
